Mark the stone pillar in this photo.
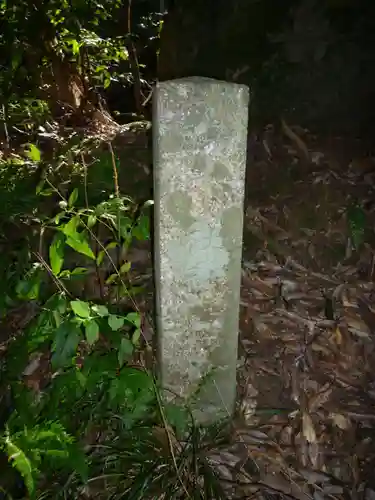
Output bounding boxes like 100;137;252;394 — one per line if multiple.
153;77;249;424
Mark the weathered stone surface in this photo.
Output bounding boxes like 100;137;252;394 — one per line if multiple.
153;77;249;423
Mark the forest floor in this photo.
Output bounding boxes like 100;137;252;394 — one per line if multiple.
1;115;375;498
233;125;375;498
106;120;375;498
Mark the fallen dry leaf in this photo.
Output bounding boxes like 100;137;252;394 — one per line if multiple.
330;413;351;430
302;412;317;444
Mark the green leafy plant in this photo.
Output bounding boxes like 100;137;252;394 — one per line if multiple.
347;202;366;250
1;422;87;498
0;181;234;499
0;171;156;495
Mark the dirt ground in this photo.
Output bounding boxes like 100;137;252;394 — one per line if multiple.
122;121;375;497
230;124;375;498
2;118;375;498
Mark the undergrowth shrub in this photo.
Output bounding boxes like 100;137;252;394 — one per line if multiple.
0;146;229;500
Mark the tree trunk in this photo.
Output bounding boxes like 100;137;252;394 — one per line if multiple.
158;0;294;83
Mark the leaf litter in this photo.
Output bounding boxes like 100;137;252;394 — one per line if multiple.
210;124;375;498
2;122;375;498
